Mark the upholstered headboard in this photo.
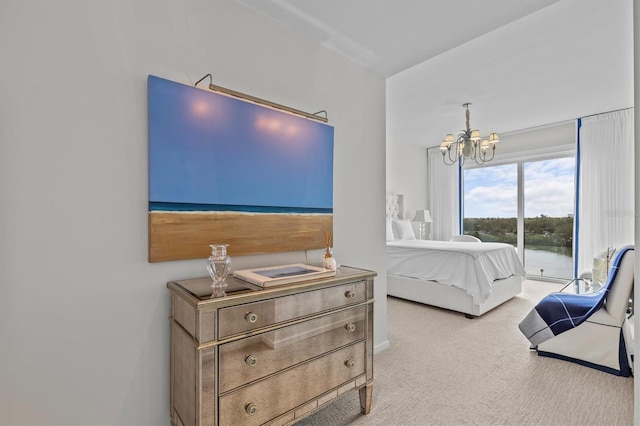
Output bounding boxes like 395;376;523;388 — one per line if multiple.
386;193;405;220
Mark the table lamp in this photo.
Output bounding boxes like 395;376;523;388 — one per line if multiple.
412;210;433;240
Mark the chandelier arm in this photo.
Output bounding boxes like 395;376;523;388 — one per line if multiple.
482;146;496;162
441;147;457;165
477;149;486;164
449;145;461;165
443;153;457;166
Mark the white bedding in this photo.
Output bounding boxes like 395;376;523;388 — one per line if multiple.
386;240;525;304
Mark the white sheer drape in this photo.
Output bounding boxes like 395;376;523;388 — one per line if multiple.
427;148;459;241
577;109;634;275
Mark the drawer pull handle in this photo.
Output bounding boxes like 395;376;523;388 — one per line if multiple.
245;312;258;323
345;290;356;299
345;323;356;332
245;402;258;416
245;354;258;367
344;359;355;369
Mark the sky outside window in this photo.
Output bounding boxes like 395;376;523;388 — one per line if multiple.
464;159;575;218
464;164;517;218
524;158;575;218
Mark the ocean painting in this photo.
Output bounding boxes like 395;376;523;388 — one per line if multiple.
147;75;334;262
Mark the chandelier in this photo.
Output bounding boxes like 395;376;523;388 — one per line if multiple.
439;103;499;166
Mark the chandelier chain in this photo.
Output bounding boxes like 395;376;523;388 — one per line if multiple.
465;106;470;132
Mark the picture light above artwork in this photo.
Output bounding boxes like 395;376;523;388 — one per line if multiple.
147;75;334;262
194;73;329;123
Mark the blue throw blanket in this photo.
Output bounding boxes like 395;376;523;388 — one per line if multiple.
519;245;634;346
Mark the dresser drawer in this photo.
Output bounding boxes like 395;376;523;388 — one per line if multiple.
219;341;365;426
218;281;366;338
219;306;365;393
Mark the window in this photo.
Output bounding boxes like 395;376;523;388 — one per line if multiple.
463;164;517;245
523;158;575;279
463;156;575;280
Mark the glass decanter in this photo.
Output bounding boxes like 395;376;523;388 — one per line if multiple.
206;244;231;298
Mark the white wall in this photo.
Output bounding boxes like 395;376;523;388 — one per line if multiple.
495;121;576;160
385;138;427;219
0;1;388;424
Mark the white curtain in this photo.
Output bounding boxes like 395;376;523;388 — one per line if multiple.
577;109;634;275
427;148;459;241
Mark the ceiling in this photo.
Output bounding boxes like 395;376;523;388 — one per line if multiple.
236;0;562;78
237;0;634;147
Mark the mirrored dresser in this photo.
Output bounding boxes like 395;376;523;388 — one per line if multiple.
167;266;375;426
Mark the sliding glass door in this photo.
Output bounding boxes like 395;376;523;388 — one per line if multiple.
463;156;575;280
523;158;575;279
463;164;517;245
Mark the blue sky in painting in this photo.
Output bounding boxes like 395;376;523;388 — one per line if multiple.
148;75;334;210
463;157;575;218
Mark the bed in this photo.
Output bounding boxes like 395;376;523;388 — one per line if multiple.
386;194;525;317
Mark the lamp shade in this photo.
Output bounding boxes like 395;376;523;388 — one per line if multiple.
412;210;433;223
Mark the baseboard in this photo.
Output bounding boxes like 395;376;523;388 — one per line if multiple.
374;340;390;354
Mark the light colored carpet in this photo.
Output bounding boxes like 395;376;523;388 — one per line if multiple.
296;280;633;425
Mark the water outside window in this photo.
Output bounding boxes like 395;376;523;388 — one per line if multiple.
463;157;575;280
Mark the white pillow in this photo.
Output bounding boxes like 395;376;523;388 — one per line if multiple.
386;219;395;241
392;219;416;240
